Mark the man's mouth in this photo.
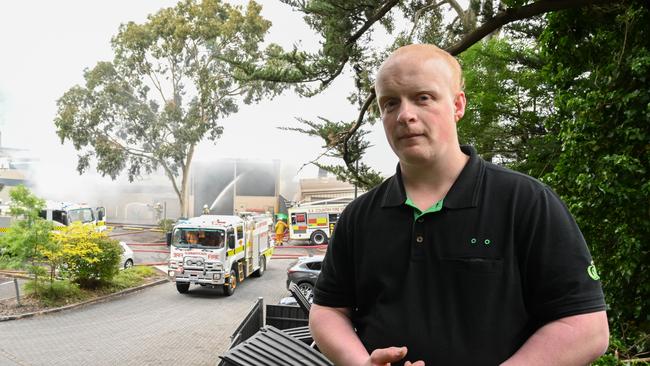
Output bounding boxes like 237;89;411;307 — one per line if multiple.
400;132;423;139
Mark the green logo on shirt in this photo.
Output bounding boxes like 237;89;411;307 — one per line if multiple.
587;261;601;281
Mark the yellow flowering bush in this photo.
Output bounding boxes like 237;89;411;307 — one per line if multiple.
51;222;121;289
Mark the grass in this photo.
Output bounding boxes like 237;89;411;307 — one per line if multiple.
24;279;85;307
105;266;158;291
21;266;162;308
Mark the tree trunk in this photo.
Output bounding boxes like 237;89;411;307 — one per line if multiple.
178;168;190;219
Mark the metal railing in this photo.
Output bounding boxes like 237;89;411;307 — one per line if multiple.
0;278;21;305
228;297;264;348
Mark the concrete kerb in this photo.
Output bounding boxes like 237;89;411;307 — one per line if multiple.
0;273;170;322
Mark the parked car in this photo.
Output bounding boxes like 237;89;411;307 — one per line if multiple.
286;255;323;302
119;241;134;269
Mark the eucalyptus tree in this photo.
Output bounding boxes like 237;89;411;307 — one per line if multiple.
55;0;278;217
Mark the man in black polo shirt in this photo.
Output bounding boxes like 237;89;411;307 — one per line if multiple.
309;44;609;366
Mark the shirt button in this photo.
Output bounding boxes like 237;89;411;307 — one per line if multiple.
416;236;423;243
417;218;424;223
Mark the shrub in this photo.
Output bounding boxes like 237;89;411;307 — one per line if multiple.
23;279;83;307
158;218;175;233
0;255;23;270
53;222;121;289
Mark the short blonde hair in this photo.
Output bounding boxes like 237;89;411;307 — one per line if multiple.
380;44;464;92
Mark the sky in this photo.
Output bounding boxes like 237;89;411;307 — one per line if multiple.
0;0;398;200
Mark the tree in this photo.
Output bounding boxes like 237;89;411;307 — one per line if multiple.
55;0;278;217
237;0;647;362
0;186;56;290
458;30;560;178
541;2;649;359
232;0;617;188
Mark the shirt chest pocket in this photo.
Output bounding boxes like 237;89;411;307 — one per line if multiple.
442;257;504;274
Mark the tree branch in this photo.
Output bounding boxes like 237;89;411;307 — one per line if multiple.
340;89;377;186
170;55;179;104
144;54;168;104
409;1;448;42
346;0;400;47
304;0;401;88
445;0;619;56
446;0;466;20
299;148;334;173
349;0;617;145
99;131;155;161
95;129;183;198
159;159;183;202
344;89;376;147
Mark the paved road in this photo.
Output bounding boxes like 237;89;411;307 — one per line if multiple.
0;257;296;366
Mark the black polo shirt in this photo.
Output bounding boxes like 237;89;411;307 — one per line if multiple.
313;146;606;366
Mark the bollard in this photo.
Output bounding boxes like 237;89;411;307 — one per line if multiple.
14;278;21;306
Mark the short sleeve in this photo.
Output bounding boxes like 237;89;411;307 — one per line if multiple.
520;187;606;322
313;208;356;308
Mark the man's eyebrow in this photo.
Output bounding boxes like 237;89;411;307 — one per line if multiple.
377;95;396;104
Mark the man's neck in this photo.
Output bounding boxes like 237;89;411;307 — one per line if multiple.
400;148;469;210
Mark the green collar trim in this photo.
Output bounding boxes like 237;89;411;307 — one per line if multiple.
405;197;444;219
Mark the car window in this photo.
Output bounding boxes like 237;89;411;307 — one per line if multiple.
307;261;322;270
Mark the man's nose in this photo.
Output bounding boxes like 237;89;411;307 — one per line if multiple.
396;101;417;124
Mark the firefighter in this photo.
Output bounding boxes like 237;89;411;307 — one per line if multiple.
202;204;210;214
274;218;288;245
186;231;198;244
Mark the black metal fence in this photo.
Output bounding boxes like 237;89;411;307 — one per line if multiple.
228;297;265;348
219;299;330;366
265;304;308;330
220;326;332;366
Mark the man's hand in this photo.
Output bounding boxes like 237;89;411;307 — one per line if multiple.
365;346;425;366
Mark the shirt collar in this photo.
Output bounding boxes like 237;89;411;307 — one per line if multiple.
381;145;484;209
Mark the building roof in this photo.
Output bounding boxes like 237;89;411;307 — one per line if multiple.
299;177;355;192
175;215;243;229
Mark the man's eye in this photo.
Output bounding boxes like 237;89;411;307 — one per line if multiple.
417;94;432;102
383;100;398;110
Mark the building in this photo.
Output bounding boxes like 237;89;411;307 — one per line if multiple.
295;176;361;203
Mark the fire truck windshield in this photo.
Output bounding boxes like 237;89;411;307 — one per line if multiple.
67;208;95;224
172;228;225;249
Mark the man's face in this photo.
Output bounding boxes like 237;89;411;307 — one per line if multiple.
375;54;465;166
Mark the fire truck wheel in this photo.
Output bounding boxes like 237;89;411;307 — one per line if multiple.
252;256;266;278
310;230;328;245
176;283;190;294
224;269;237;296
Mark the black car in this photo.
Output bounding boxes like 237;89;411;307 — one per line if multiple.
286;255;324;302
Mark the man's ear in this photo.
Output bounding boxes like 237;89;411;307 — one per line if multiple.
454;91;466;122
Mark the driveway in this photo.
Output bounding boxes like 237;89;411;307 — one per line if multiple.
0;258;296;366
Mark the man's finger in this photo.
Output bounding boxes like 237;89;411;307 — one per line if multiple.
404;361;425;366
370;346;408;365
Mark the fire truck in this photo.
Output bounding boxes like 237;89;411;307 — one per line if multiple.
39;201;107;231
0;200;107;234
287;197;352;245
167;213;274;296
